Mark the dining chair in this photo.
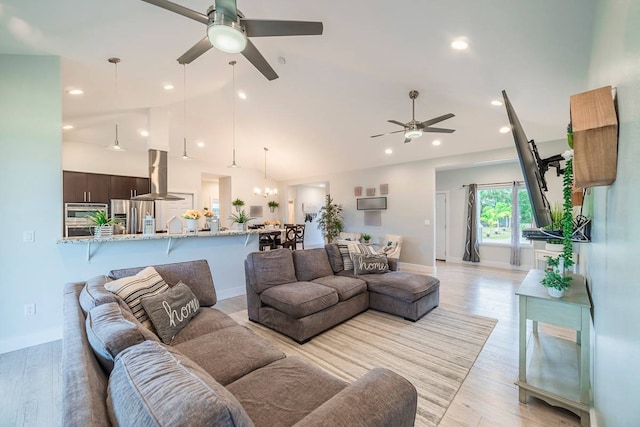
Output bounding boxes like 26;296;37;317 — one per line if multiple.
282;224;305;250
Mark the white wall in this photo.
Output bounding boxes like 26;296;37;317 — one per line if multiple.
0;55;64;353
294;185;325;247
583;1;640;425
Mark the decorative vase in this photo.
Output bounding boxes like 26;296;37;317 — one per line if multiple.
235;223;245;231
269;206;276;213
548;287;565;298
94;225;113;239
234;205;241;213
186;218;198;232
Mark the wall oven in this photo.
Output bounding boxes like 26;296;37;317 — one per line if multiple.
64;203;108;237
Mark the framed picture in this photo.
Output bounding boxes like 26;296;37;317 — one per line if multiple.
366;187;376;196
354;186;362;197
380;184;389;195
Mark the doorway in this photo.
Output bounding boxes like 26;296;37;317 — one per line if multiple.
435;191;448;261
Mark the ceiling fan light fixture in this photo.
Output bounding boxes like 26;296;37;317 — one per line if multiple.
405;128;423;139
207;14;247;54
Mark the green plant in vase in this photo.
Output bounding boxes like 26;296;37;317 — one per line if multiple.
362;234;371;243
317;194;344;243
541;125;575;296
232;198;245;212
89;210;117;238
268;200;279;213
228;209;254;231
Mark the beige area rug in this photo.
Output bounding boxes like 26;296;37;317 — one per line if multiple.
229;308;497;426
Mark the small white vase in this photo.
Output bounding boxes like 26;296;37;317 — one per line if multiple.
548;287;565;298
235;223;245;231
94;225;113;239
185;218;198;231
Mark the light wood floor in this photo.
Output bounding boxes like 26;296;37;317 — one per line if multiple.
0;262;581;426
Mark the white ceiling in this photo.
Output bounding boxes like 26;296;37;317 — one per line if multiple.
0;0;595;181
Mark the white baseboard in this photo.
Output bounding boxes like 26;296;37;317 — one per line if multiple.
398;262;436;275
589;408;598;427
0;326;62;355
446;256;533;271
217;285;246;301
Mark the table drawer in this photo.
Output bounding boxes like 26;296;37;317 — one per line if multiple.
526;298;583;330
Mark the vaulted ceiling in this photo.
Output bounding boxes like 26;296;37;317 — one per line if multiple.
0;0;595;180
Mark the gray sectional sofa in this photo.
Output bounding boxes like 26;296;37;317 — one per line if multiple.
63;259;418;426
245;245;440;343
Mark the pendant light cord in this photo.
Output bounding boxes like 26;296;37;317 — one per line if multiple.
231;60;237;165
183;64;187;157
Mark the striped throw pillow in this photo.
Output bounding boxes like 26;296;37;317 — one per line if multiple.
338;243;377;272
104;266;169;330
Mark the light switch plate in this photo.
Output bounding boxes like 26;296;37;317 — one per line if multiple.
23;231;35;242
424;219;431;226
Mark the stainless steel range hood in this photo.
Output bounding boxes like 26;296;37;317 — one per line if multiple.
131;149;184;201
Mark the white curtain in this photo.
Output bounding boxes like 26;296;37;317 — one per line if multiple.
510;181;521;266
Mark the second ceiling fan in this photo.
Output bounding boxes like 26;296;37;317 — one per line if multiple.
141;0;323;80
371;90;456;143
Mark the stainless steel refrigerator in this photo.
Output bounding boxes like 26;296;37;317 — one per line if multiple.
111;199;155;234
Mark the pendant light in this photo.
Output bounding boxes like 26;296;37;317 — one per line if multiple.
107;57;126;151
254;147;277;197
228;60;239;168
181;64;190;160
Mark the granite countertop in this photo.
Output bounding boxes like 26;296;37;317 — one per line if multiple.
57;229;262;244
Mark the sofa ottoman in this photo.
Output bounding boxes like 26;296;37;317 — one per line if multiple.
361;272;440;321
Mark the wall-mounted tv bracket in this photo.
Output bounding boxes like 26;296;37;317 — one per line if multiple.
530;139;564;191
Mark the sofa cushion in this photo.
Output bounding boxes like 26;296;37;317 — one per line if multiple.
108;341;254;427
85;302;158;373
79;275;119;315
292;249;334;282
226;357;347;427
324;244;344;273
364;272;440;303
109;259;217;307
174;325;286;386
169;307;238;345
260;282;339;319
140;282;200;344
246;249;298;294
104;266;169;330
311;276;367;301
352;253;389;275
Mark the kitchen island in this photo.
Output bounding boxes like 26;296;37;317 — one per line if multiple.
56;230;264;300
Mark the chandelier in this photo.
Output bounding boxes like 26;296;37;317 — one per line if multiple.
254;147;277;197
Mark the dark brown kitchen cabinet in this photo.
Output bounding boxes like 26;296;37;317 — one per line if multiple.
63;171;110;203
109;175;150;199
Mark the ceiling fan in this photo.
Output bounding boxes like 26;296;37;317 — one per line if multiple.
140;0;323;80
371;90;455;143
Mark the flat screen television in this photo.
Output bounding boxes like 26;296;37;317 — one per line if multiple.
502;90;554;228
357;197;387;210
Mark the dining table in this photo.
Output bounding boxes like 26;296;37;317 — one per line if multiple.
257;227;286;250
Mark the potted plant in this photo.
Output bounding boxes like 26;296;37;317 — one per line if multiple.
317;194;344;243
232;198;245;213
541;126;575;297
362;234;371;244
268;200;279;213
544;202;564;251
228;210;255;231
90;210;116;239
181;209;202;232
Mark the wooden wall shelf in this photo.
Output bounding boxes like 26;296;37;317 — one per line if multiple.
570;86;618;188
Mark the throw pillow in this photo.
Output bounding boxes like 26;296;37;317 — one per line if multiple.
352;253;389;275
140;282;200;344
339;242;376;272
337;243;354;272
104;266;169;329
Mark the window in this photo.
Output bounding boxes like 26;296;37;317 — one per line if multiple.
477;185;533;245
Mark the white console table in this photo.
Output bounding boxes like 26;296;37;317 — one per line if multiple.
516;269;591;427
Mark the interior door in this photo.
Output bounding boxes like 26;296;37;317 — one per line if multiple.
436;192;447;261
155;193;193;231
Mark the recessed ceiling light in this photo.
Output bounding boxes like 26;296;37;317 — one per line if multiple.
499;126;511;133
432;139;441;146
491;100;503;106
66;89;84;95
139;130;149;137
385;148;393;154
238;91;247;100
451;39;469;50
62;124;74;130
197;141;205;148
163;84;174;91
